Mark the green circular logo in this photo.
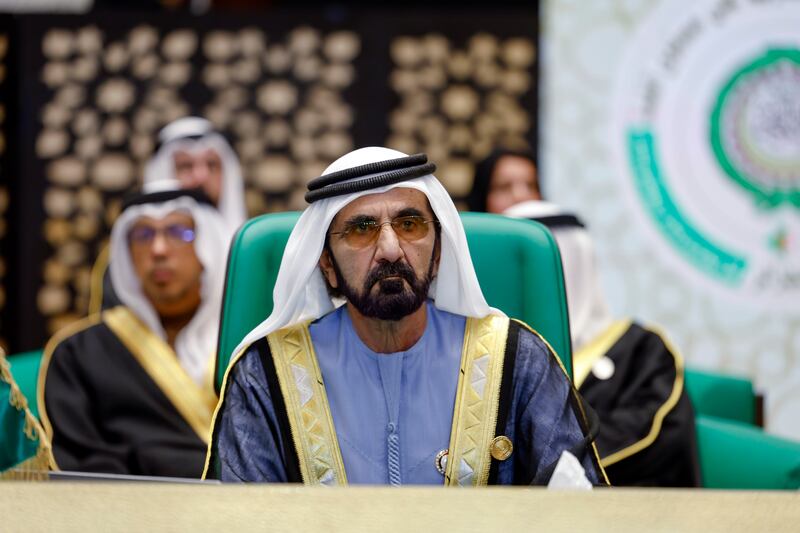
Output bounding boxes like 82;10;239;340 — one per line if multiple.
710;49;800;210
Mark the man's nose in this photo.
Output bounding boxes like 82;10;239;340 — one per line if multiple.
373;224;404;263
150;231;170;255
192;162;210;183
512;182;531;202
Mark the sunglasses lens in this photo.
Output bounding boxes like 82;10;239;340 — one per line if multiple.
391;216;429;241
343;222;377;248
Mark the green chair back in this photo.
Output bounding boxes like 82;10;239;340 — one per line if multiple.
696;415;800;489
459;212;572;373
215;211;572;391
685;368;757;426
215;212;299;391
6;350;43;419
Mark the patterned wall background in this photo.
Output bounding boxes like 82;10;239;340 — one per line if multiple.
3;9;538;351
199;26;360;214
543;0;800;438
385;32;536;203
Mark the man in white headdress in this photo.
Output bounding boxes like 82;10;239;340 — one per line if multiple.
40;184;228;477
504;199;700;486
204;147;606;486
144;116;247;236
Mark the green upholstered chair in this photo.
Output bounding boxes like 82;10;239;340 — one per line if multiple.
696;415;800;489
6;350;43;419
685;368;759;426
215;211;572;391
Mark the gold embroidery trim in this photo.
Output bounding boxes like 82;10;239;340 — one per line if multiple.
444;315;509;487
267;322;347;485
2;349;54;478
600;323;685;468
103;306;217;445
573;319;633;389
88;244;110;316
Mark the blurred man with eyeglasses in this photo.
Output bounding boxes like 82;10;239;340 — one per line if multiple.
89;116;246;314
39;183;228;478
205;147;607;486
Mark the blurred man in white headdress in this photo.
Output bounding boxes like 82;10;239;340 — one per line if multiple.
144;116;247;236
504;198;700;487
205;147;607;486
40;183;228;478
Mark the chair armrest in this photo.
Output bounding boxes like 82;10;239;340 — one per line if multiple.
685;368;757;426
696;415;800;489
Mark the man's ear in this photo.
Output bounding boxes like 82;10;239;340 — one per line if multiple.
319;248;339;289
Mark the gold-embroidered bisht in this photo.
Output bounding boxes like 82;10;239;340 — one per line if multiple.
260;314;510;486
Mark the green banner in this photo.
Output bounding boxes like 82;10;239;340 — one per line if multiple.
628;130;747;286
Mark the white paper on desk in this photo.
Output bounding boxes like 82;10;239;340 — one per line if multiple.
546;450;593;491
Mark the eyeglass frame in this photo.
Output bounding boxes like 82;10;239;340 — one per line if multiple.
127;223;197;247
328;215;439;249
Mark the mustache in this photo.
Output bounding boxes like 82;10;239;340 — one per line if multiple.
364;261;417;291
147;258;171;269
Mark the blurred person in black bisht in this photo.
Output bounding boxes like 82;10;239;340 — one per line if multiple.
40;184;228;477
470;148;701;486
